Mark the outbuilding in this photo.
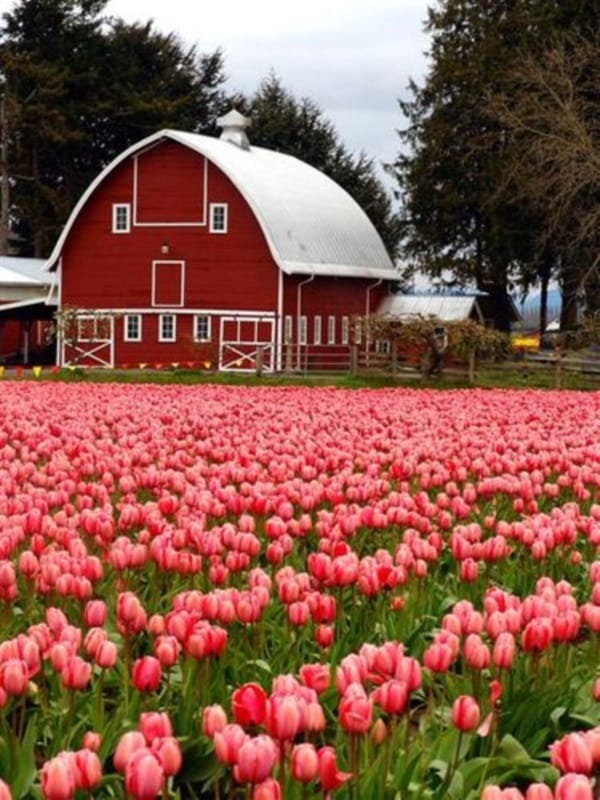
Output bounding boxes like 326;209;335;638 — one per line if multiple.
44;111;399;371
0;257;54;364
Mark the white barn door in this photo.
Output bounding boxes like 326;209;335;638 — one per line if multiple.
219;315;275;372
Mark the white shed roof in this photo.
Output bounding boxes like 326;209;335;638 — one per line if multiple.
377;294;483;322
0;257;48;287
45;129;397;281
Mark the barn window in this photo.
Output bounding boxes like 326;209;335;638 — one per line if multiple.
159;314;176;342
194;314;211;342
355;319;362;345
284;315;293;344
112;203;131;233
327;315;336;344
298;316;307;345
124;314;142;342
313;315;322;344
209;203;228;233
77;315;111;342
375;339;391;354
341;316;350;345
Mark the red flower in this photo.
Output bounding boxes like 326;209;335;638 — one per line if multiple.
232;683;268;727
451;695;480;732
132;656;161;692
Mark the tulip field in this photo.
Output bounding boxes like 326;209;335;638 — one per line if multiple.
1;383;600;799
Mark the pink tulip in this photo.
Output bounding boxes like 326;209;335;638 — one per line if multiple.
125;748;165;800
132;656;161;692
452;695;481;732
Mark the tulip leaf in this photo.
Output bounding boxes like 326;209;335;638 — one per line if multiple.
11;718;37;799
496;734;532;763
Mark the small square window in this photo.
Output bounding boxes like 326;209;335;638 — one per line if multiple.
375;339;391;354
159;314;176;342
124;314;142;342
112;203;131;233
210;203;228;233
194;315;211;342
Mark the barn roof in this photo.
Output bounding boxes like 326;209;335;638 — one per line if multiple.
0;257;48;287
377;294;484;322
45;129;397;281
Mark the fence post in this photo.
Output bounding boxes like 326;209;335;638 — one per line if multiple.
285;341;293;374
554;345;563;389
255;345;264;377
350;345;358;376
468;349;476;385
391;340;398;378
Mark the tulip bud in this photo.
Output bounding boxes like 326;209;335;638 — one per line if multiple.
555;773;593;800
125;748;165;800
291;743;319;783
41;755;76;800
202;704;228;737
132;656;161;692
451;695;480;732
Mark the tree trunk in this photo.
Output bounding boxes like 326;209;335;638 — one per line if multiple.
560;284;579;331
0;96;10;256
538;250;552;337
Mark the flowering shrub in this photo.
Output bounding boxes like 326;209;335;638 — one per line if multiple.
0;384;598;798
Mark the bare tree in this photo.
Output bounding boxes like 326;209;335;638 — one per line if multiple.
489;33;599;328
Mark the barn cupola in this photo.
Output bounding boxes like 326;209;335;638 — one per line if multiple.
217;109;251;150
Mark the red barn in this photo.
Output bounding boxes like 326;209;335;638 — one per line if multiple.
45;111;398;371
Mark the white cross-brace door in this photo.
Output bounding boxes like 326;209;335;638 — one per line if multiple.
61;314;115;368
219;315;275;372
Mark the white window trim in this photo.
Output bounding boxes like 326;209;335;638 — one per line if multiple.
209;203;228;234
284;315;293;344
328;315;336;345
158;314;177;342
298;315;307;346
193;314;212;342
341;316;350;345
112;203;131;233
124;314;142;342
313;315;322;345
151;260;185;308
355;320;362;345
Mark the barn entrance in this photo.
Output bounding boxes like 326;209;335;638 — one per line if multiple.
61;314;114;368
219;315;275;372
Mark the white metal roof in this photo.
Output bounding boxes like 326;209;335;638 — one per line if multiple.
0;257;48;286
0;295;57;313
377;294;483;322
45;130;397;281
